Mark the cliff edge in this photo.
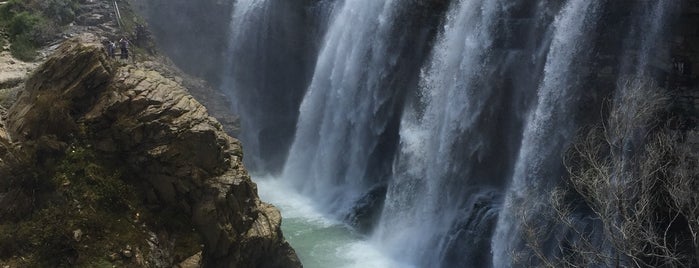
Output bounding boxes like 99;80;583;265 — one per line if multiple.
0;34;300;268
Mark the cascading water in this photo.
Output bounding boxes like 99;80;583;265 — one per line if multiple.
374;0;604;266
282;0;401;214
491;0;604;266
618;1;677;79
281;0;437;216
376;1;515;266
220;0;310;172
210;0;682;267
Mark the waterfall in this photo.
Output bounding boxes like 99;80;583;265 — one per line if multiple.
281;0;434;216
221;0;310;173
372;0;602;266
282;0;399;213
618;1;677;79
375;0;505;266
491;0;603;266
210;0;682;267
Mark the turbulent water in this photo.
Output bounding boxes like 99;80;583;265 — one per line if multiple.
220;0;680;267
282;0;402;214
256;177;410;268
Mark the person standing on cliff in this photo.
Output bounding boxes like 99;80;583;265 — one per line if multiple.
107;41;116;59
119;37;129;60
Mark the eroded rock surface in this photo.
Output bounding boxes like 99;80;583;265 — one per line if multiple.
5;34;300;268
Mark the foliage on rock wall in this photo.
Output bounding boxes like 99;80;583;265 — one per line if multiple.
0;138;201;267
1;139;137;266
519;79;699;267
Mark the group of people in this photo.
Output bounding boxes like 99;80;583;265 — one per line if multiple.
105;37;130;60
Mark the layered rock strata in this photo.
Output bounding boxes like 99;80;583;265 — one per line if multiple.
5;34;301;268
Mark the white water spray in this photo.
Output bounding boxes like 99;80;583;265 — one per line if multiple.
374;0;502;265
491;0;603;266
282;0;402;214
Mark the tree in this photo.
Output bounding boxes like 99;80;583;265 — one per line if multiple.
519;78;699;267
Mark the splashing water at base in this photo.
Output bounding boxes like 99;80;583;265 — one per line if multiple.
255;177;411;268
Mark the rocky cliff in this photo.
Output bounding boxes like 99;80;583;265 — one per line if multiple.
0;34;300;268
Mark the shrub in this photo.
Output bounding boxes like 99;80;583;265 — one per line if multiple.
0;0;26;23
0;0;75;57
9;34;38;61
39;0;78;25
7;11;41;37
519;79;699;267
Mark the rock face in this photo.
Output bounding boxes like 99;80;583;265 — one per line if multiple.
6;34;301;268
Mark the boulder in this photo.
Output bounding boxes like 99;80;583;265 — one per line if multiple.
5;34;301;268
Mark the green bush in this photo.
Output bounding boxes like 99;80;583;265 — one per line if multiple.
0;0;75;56
9;34;38;61
0;0;78;24
0;0;26;23
7;11;41;37
40;0;78;25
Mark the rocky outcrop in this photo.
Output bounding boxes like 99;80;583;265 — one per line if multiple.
136;0;314;173
5;34;301;268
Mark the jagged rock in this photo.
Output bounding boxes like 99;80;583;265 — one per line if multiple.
122;249;133;258
176;252;202;268
73;229;83;242
77;13;107;26
5;34;301;268
344;184;387;234
0;127;7;143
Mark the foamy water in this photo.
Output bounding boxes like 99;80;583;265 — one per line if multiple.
255;177;411;268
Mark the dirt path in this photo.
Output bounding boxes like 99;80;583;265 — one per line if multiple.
0;51;38;105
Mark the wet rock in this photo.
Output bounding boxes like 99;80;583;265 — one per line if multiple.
344;184;388;233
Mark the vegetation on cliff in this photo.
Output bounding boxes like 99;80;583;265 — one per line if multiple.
0;141;201;267
0;0;79;60
519;79;699;267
